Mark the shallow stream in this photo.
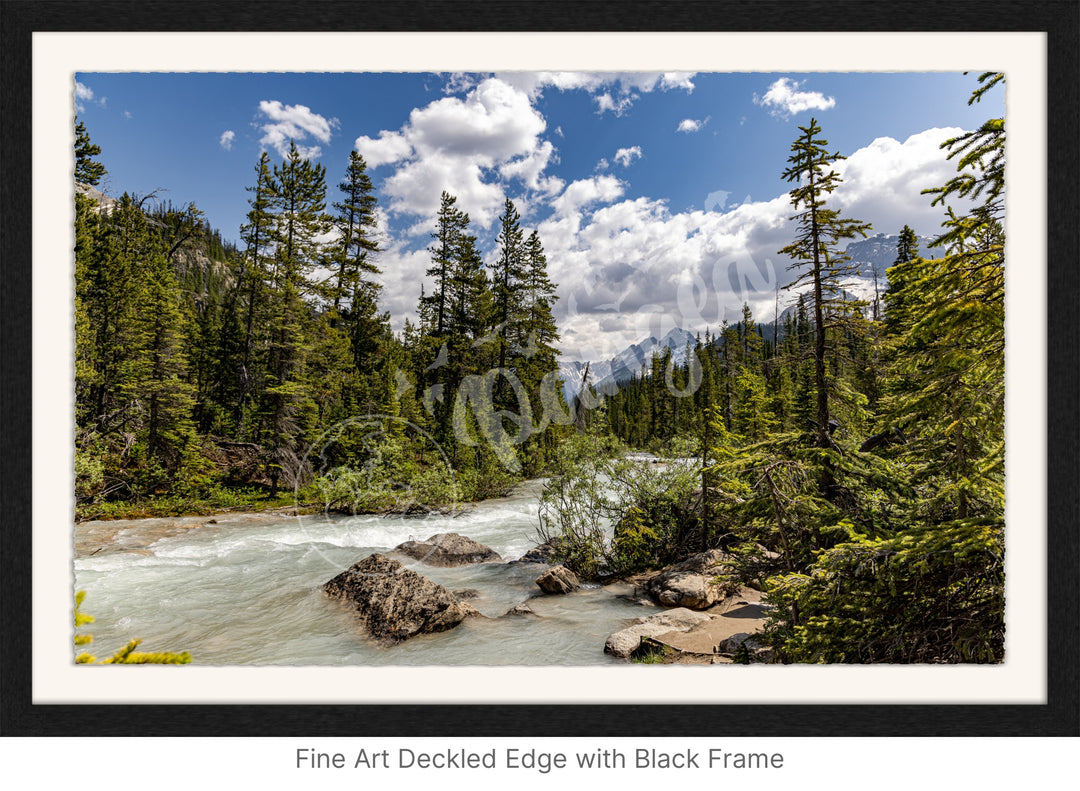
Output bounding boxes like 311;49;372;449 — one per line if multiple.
73;480;662;665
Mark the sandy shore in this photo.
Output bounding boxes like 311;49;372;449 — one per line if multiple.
74;506;308;559
648;587;771;664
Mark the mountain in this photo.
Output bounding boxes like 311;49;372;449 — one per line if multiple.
844;232;939;276
558;326;698;401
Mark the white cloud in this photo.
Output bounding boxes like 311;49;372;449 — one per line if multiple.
355;130;413;167
754;77;836;118
74;81;105;113
442;72;478;95
495;71;696;116
365;77;553;231
498;140;563;196
257;100;337;159
595;158;610;172
551;175;625;219
537;128;964;359
122;110;133;121
677;117;709;133
219;130;235;150
832;127;969;238
595;92;634;116
613;146;642;168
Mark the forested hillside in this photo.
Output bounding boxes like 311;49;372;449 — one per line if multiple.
74;128;570;518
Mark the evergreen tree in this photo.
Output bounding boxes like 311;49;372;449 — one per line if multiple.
881;224;920;332
329;151;380;318
235;151;278;437
74;116;107;186
763;73;1006;664
260;141;329;492
423;192;469;338
778;118;871;452
491;197;527;377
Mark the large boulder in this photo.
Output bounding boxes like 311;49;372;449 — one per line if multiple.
323;553;472;642
535;564;579;594
647;549;741;610
394;532;502;567
604;608;713;658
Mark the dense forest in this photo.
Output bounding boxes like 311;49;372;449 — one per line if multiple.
74;128;570;518
73;73;1005;663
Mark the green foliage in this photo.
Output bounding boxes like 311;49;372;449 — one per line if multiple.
778;117;872;453
536;428;704;578
765;519;1004;663
74;591;191;665
74;117;107;186
725;72;1005;664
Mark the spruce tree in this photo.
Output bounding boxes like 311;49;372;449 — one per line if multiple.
492;197;526;377
778;118;871;451
235;151;278;437
330;151;380;319
74;116;107;186
261;141;328;492
423;192;469;338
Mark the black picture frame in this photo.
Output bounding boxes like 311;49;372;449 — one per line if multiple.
2;0;1077;738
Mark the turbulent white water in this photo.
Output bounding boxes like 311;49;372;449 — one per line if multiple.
73;480;660;665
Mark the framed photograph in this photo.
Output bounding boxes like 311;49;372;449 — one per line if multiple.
2;1;1077;738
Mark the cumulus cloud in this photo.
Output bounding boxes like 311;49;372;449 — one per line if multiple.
832;127;968;237
613;146;642;168
495;71;696;116
219;130;235;150
677;117;708;133
754;77;836;118
355;130;413;167
361;77;553;231
538;129;963;359
257;100;337;159
551;175;625;218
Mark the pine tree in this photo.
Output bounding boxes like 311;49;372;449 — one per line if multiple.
881;224;920;333
763;73;1006;664
778;118;871;452
423;192;469;338
235;152;278;437
260;141;329;492
492;197;527;377
330;151;380;319
74;116;107;186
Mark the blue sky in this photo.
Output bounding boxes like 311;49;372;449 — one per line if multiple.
73;71;1001;360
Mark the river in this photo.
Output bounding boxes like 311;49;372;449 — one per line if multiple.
73;479;662;665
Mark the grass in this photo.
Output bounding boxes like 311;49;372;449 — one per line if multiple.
75;486;307;522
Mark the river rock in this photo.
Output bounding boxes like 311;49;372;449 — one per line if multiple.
535;564;579;594
647;549;741;609
394;532;502;567
604;608;713;658
516;539;559;564
459;601;485;619
505;602;539;617
720;632;766;653
323;553;471;642
452;588;481;601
